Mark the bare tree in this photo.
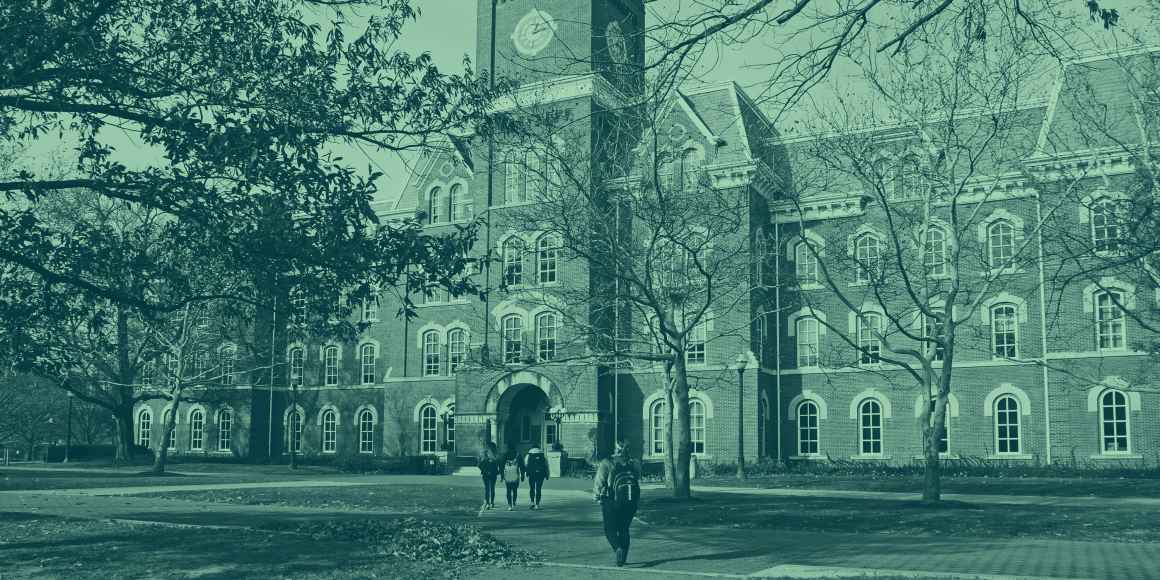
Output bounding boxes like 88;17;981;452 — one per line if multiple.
776;23;1090;500
491;73;761;499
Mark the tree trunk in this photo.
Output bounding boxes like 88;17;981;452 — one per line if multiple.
922;393;950;502
663;386;676;489
671;355;692;499
151;398;180;475
112;405;134;464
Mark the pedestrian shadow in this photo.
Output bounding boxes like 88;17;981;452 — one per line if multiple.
630;547;768;569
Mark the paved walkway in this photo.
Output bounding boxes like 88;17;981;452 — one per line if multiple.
668;484;1160;509
4;472;1160;579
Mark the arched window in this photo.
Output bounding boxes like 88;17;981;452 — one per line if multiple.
686;320;707;365
859;399;882;455
290;286;307;327
219;344;236;385
501;315;523;364
995;395;1020;454
323;346;339;386
358;409;375;454
854;234;881;284
1100;389;1130;453
987;220;1015;268
893;155;923;201
504;151;524;205
526;149;547;199
137;408;152;449
1091;199;1122;252
286;409;303;454
360;344;377;385
217;409;233;452
991;304;1019;358
678;148;701;191
690;399;706;454
857;313;883;365
448;329;467;374
321;409;338;454
650;400;666;455
537;234;561;284
795;242;818;286
502;238;524;286
450;183;472;222
420;405;438;454
797;401;819;456
428;186;447;224
362;297;379;323
535;312;558;361
924;227;947;277
422;331;441;376
796;317;819;368
288;347;305;388
1095;290;1127;351
189;409;205;451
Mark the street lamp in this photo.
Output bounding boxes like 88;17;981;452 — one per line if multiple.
64;391;74;464
545;407;566;450
735;353;748;480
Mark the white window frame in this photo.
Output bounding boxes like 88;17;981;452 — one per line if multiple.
857;313;883;365
1099;389;1131;454
796;317;820;368
360;343;377;385
358;409;375;454
923;226;947;277
690;399;706;454
137;408;152;449
537;234;561;285
286;409;303;454
450;183;472;222
448;329;467;374
189;408;205;451
1095;290;1127;351
422;331;441;377
502;238;524;287
219;344;236;385
859;399;882;455
797;401;820;456
321;409;338;454
501;315;523;364
217;408;233;452
323;345;339;386
991;304;1019;359
987;219;1015;269
649;399;665;456
420;405;438;454
795;241;819;286
994;395;1021;455
536;312;558;361
686;320;707;365
288;347;305;388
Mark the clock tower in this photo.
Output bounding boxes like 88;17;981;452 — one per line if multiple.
476;0;644;92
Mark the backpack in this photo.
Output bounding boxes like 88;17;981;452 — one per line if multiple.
526;454;548;478
610;460;639;507
502;461;519;481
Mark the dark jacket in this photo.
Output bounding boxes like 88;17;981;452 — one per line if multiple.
478;448;499;478
525;451;549;480
593;455;640;500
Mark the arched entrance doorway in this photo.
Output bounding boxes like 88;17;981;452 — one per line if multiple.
498;384;549;457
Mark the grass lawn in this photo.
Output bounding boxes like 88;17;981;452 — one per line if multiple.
0;468;278;491
0;512;457;580
639;492;1160;543
696;473;1160;498
134;483;485;516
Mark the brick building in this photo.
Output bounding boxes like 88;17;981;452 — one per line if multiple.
133;1;1159;469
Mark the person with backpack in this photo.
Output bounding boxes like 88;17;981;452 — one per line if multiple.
500;451;524;510
593;441;641;567
524;447;549;509
478;442;499;510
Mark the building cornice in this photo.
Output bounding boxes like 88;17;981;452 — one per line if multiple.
491;73;632;113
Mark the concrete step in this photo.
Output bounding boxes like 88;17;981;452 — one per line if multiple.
451;466;480;477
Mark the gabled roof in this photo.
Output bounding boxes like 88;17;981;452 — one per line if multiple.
393;135;475;211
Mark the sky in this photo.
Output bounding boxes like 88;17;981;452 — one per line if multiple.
371;0;1158;206
20;1;1157;208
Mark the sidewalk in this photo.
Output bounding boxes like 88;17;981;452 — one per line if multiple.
3;473;1159;579
669;484;1160;509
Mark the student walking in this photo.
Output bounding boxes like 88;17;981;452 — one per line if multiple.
478;442;499;510
524;447;549;509
500;452;523;510
593;441;641;567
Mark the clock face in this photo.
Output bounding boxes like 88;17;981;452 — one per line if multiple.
512;9;556;57
606;21;628;66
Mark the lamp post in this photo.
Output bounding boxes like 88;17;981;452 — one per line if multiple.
64;392;74;463
735;353;748;480
545;407;566;449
